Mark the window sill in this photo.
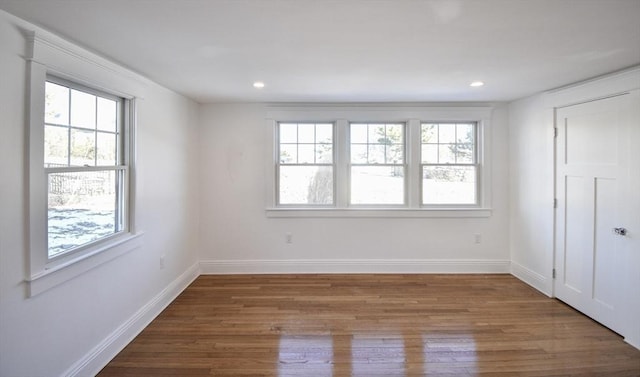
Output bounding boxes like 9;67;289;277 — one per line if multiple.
26;232;144;297
266;208;492;218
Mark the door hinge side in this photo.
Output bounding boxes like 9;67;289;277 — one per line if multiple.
554;198;557;209
554;127;558;138
552;269;556;279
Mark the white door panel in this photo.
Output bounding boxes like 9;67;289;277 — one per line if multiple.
555;93;634;335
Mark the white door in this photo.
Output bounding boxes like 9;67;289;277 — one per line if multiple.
554;91;637;335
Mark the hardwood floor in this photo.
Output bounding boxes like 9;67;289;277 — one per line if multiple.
98;274;640;376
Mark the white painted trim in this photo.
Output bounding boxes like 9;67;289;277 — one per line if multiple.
63;262;201;377
28;232;144;296
510;261;552;297
200;259;510;274
544;66;640;109
266;208;492;218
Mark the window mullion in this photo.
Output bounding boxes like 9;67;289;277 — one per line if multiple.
335;119;349;208
407;119;421;208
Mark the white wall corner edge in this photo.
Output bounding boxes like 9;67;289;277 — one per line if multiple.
510;261;552;297
62;262;201;377
199;259;511;275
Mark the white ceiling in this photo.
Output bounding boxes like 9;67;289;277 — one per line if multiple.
1;0;639;103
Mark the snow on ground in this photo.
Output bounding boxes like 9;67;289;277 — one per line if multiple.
48;208;115;257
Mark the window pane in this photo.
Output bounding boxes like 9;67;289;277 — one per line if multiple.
279;144;297;164
421;144;438;164
279;166;333;205
456;123;474;143
351;166;404;205
438;144;455;163
97;97;117;132
315;124;333;143
422;166;476;204
280;123;297;143
70;89;96;129
316;143;333;163
455;144;474;163
385;123;403;144
368;144;385;164
44;125;68;167
422;123;437;143
350;124;368;143
48;170;119;258
97;132;117;166
438;123;456;143
70;129;96;166
298;144;315;164
45;82;69;125
297;124;315;143
387;144;404;163
351;144;367;163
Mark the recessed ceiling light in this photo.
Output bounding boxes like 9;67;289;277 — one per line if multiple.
253;81;265;89
470;81;484;87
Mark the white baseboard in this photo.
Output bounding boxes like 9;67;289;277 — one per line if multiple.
200;259;511;274
510;261;551;297
63;262;201;377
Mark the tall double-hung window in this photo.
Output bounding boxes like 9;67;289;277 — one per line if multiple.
350;123;405;205
44;77;128;258
277;123;334;205
421;123;477;205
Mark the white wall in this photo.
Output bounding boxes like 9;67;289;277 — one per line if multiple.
508;68;640;347
508;94;555;294
198;103;511;273
0;11;201;377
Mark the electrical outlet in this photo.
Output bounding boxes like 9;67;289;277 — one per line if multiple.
160;255;165;269
474;234;482;244
285;233;293;244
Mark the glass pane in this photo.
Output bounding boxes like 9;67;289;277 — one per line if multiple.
439;144;455;163
315;124;333;143
70;89;96;129
298;124;315;143
387;144;404;164
456;123;474;143
279;166;333;205
438;123;456;143
44;125;68;167
368;124;386;144
70;129;96;166
279;123;297;143
298;144;315;164
351;166;404;205
368;144;385;164
45;82;69;125
48;170;119;258
385;124;403;144
279;144;297;163
97;97;117;132
316;143;333;163
422;123;437;143
422;166;476;204
455;143;474;163
350;124;368;143
351;144;367;163
421;144;438;164
97;132;117;166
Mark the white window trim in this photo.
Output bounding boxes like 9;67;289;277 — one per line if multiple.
265;105;493;218
25;30;145;296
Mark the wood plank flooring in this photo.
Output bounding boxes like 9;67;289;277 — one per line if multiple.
98;274;640;376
